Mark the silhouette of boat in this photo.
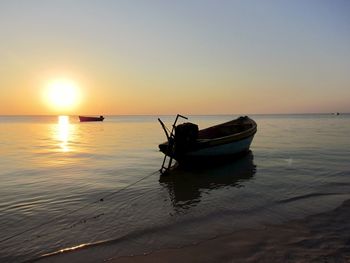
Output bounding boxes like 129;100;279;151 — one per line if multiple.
158;115;257;171
79;115;104;122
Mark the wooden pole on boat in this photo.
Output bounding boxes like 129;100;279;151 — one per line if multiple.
158;114;188;174
158;118;172;174
158;118;170;141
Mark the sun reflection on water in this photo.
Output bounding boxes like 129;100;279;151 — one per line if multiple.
57;115;71;152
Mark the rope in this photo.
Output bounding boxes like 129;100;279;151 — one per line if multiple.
0;170;159;244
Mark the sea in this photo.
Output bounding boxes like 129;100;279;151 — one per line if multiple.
0;114;349;262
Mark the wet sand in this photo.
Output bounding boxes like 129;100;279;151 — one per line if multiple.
107;199;350;263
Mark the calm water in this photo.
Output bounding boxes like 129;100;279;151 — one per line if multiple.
0;114;349;262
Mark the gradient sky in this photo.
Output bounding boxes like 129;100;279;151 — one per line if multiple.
0;0;349;115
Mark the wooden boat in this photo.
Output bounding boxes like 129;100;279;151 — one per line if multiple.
158;116;257;170
79;115;104;122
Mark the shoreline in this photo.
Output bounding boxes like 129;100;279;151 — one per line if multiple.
106;199;350;263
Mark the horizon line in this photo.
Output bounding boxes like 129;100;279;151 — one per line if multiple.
0;112;348;117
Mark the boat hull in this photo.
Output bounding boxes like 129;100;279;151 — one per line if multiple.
79;116;104;122
176;134;254;164
186;134;254;158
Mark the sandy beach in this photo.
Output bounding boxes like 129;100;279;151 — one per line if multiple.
107;199;350;263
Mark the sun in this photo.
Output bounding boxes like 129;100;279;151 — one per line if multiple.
45;79;80;112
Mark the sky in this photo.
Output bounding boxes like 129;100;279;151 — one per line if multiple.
0;0;349;115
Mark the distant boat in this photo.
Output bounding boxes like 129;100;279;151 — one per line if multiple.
158;115;257;173
79;115;104;122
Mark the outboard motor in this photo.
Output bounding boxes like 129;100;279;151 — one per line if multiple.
175;122;199;154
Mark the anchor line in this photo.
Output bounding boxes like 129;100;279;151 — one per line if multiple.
0;170;159;244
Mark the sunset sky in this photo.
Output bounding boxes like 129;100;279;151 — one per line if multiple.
0;0;349;115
